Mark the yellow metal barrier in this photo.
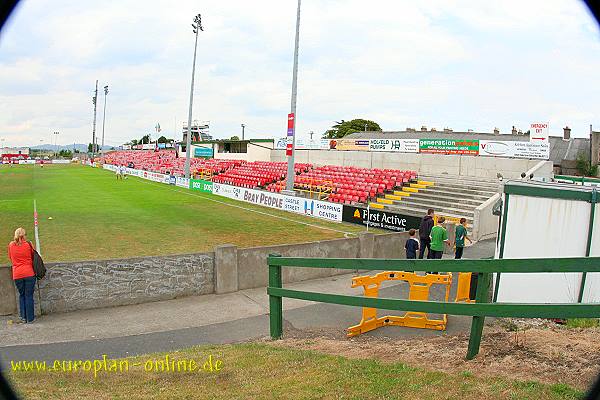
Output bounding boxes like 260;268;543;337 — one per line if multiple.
455;272;474;303
347;271;452;337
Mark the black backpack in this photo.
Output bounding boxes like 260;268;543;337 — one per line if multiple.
27;241;46;280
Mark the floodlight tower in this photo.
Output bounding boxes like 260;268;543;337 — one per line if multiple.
101;85;109;156
184;13;203;179
285;0;301;192
91;80;98;158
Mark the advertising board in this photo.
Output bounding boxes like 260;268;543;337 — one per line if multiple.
369;139;419;153
190;179;213;193
276;138;329;150
194;147;214;158
479;140;549;160
176;177;190;188
342;205;421;232
419;139;479;155
332;139;370;151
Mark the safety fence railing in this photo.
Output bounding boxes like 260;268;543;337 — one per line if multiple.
267;255;600;359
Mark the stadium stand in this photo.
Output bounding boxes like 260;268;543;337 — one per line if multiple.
103;150;242;176
212;161;311;188
103;151;417;205
266;166;417;204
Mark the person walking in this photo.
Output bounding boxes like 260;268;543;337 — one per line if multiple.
429;216;450;260
418;208;435;259
454;218;472;259
7;228;36;323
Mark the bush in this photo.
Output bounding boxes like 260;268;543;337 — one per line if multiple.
575;152;598;177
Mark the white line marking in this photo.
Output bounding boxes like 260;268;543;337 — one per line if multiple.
135;177;357;236
33;199;41;255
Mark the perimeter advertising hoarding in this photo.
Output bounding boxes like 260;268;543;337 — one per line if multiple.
419;139;480;155
194;147;214;158
275;138;330;150
342;205;421;232
332;139;370;151
369;139;419;153
479;140;549;160
190;179;213;193
176;177;190;188
211;183;342;222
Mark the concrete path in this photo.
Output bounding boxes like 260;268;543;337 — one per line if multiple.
0;239;496;367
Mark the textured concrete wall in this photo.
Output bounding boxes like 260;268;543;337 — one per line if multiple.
373;232;411;259
38;253;214;314
0;266;17;316
237;236;363;290
270;149;549;180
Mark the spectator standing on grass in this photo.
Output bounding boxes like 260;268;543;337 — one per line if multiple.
404;229;420;259
418;208;435;259
429;216;450;260
454;218;472;259
7;228;36;323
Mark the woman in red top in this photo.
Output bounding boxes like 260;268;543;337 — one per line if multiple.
8;227;36;323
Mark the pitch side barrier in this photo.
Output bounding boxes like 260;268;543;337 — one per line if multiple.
266;255;600;359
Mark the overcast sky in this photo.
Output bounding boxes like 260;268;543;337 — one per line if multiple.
1;0;599;148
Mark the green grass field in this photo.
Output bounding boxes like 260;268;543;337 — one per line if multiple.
0;164;370;264
7;343;583;400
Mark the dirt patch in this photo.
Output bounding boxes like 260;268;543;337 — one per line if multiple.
266;320;600;390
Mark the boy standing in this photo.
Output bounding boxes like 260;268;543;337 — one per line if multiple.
454;218;472;259
404;229;420;259
429;216;450;260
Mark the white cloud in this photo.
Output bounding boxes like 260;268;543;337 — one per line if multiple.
0;0;599;148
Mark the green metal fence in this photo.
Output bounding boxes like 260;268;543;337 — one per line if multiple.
267;255;600;359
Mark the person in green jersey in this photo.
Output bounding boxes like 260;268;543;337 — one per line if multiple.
429;216;450;260
454;217;472;259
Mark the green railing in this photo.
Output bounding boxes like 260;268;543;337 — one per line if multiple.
267;255;600;359
554;174;600;185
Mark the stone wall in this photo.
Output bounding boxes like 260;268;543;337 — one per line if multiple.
1;232;410;315
0;266;16;315
38;253;214;314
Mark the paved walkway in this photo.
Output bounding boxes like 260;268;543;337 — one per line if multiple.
0;239;496;367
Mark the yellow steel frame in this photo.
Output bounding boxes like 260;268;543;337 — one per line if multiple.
294;179;333;200
196;168;213;181
347;271;452;337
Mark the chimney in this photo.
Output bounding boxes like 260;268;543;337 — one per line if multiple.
511;126;517;135
493;128;500;135
421;126;427;132
563;126;571;140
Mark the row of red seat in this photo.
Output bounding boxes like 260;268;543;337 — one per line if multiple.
102;150;242;175
103;151;417;205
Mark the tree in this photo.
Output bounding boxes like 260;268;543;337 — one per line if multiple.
130;139;139;146
323;119;382;139
140;134;151;144
230;135;240;141
157;136;168;143
58;149;72;158
576;152;599;177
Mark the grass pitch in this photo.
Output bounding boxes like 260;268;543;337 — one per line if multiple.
0;164;369;264
8;343;582;400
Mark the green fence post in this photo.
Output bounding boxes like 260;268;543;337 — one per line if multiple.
466;271;490;360
268;254;283;339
